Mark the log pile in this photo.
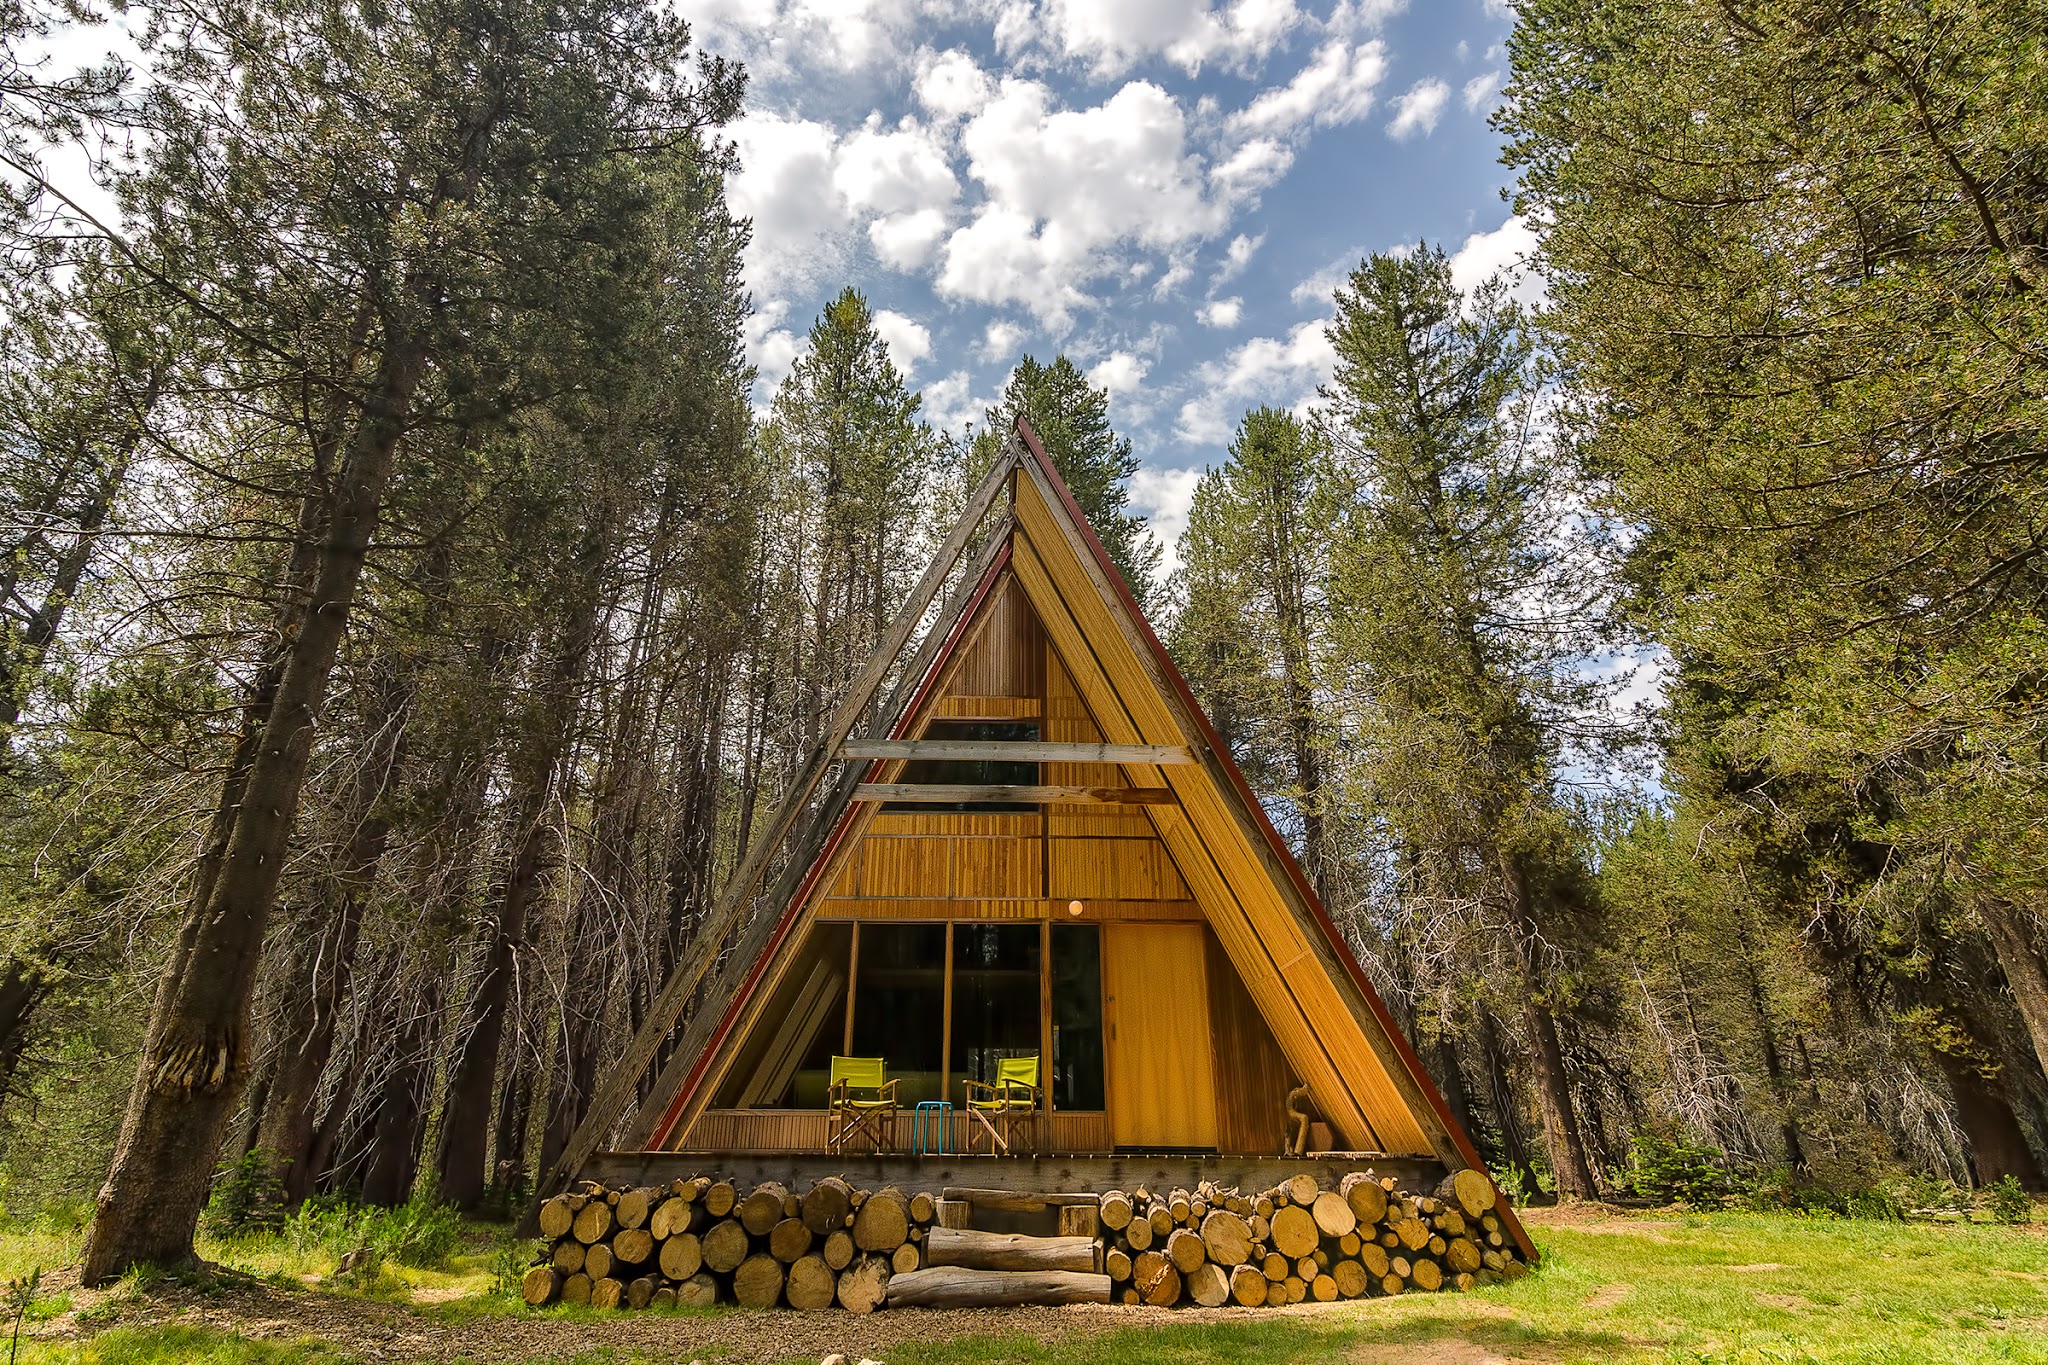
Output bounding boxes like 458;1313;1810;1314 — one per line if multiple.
524;1175;937;1312
1093;1167;1525;1306
522;1167;1524;1312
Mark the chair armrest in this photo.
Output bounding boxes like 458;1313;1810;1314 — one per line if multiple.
877;1079;899;1103
829;1078;848;1106
1003;1080;1042;1108
961;1079;994;1101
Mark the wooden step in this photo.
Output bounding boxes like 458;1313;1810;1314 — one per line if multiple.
927;1226;1096;1273
887;1267;1113;1308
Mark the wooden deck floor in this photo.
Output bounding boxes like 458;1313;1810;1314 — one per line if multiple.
586;1149;1444;1196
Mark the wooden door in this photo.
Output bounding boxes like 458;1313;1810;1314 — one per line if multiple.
1103;922;1219;1149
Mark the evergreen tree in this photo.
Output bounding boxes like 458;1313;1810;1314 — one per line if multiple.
1170;407;1338;893
980;355;1161;605
75;0;743;1281
1321;246;1610;1199
764;288;936;742
1503;0;2048;1106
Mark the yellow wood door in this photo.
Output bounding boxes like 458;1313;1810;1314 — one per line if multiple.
1103;922;1219;1149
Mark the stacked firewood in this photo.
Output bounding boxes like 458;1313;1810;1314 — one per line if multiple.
1094;1168;1526;1307
524;1176;937;1313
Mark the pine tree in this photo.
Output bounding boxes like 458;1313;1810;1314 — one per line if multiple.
1322;246;1609;1199
1170;407;1338;893
980;355;1161;606
76;0;743;1281
1503;0;2048;1096
765;287;936;743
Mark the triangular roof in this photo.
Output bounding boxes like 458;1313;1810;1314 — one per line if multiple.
537;419;1530;1258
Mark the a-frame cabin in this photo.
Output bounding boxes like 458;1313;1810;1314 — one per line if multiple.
539;420;1532;1263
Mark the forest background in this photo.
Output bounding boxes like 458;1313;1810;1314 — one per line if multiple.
0;0;2042;1284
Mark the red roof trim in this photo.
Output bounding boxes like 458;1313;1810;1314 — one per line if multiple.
1011;416;1536;1261
646;538;1016;1149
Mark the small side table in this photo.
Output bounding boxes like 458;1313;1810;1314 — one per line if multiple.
911;1100;952;1155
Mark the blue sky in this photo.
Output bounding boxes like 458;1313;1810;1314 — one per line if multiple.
696;0;1537;570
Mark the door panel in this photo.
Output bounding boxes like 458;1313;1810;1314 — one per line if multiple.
1103;922;1219;1149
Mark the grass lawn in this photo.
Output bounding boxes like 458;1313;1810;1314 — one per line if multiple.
0;1206;2037;1363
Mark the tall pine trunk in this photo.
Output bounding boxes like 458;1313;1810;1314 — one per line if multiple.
80;345;423;1284
1507;854;1599;1201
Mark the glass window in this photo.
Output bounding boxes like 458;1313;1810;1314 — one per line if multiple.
850;923;946;1104
1051;924;1106;1111
713;922;850;1110
884;720;1040;813
949;923;1043;1095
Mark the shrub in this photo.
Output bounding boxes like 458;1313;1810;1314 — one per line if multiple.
1986;1175;2032;1225
1629;1131;1732;1207
202;1153;284;1237
1735;1166;1903;1221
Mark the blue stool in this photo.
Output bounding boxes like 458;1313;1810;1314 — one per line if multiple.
911;1100;952;1155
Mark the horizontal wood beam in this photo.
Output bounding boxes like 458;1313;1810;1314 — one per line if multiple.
852;783;1177;806
838;740;1194;765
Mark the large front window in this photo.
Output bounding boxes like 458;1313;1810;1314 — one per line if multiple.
712;919;1106;1113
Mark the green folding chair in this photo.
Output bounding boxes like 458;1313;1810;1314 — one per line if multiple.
827;1056;898;1154
963;1055;1042;1155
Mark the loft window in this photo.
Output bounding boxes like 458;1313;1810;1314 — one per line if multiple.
884;719;1040;812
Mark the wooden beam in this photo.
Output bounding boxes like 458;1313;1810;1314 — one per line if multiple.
526;445;1024;1219
853;784;1176;805
838;740;1194;764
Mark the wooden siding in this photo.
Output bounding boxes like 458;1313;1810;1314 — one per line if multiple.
1206;926;1293;1156
944;577;1045;700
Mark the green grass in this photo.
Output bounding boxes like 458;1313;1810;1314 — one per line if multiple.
856;1211;2048;1365
0;1208;2038;1364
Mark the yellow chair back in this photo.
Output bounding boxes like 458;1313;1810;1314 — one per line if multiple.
997;1055;1038;1089
831;1056;887;1091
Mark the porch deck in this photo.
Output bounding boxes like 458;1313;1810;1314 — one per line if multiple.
585;1148;1445;1198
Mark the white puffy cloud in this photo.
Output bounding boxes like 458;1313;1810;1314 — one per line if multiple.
915;47;995;120
1221;232;1264;279
834;115;958;216
1040;0;1302;76
1449;213;1544;305
978;318;1028;363
729;109;964;289
938;78;1231;326
1128;466;1203;574
1230;39;1389;138
1175;317;1336;444
1290;254;1354;306
1462;69;1501;112
1386;78;1451;141
1197;297;1243;328
920;369;990;437
744;300;805;409
1089;351;1150;395
869;209;951;269
872;309;933;376
1209;136;1294;202
687;0;966;82
727;112;851;295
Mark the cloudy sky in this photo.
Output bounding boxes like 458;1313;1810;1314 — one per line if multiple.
697;0;1535;570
